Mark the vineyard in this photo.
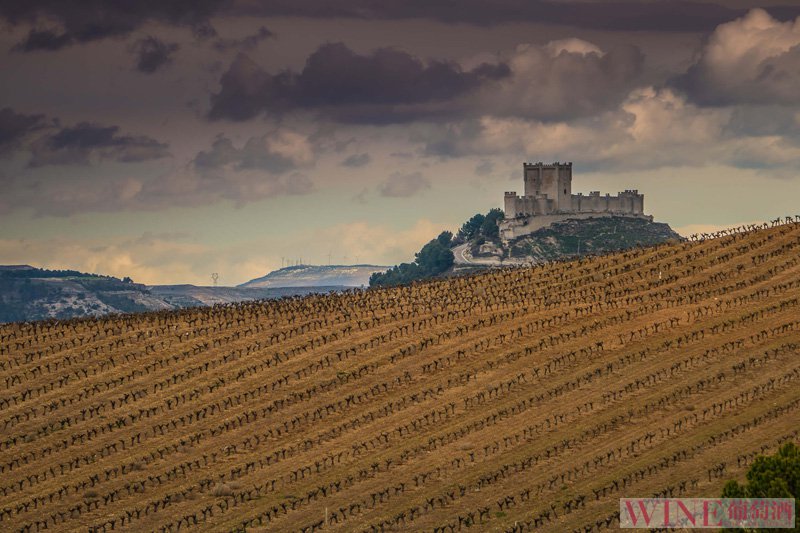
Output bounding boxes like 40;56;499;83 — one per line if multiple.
2;218;800;533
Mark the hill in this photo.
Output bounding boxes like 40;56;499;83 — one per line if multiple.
0;266;351;323
0;265;169;322
0;220;798;532
240;264;388;288
454;215;682;268
508;215;681;260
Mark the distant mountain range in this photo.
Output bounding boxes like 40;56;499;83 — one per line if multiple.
0;264;385;323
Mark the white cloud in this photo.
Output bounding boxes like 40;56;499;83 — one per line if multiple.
680;8;800;105
546;38;604;57
468;39;643;120
423;86;800;172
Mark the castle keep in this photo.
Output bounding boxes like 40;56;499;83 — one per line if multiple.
500;162;650;241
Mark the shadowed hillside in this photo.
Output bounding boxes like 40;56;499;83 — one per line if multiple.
508;215;681;261
0;220;799;532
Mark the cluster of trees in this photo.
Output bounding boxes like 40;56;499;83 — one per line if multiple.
0;267;108;280
457;208;504;243
370;208;505;288
369;232;455;287
0;266;133;283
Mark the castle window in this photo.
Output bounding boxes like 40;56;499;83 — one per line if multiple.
563;188;567;194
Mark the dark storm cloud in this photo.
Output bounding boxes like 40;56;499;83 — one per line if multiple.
725;105;800;138
212;26;273;53
193;134;305;174
4;1;800;54
208;43;510;123
341;153;371;168
130;36;179;73
0;108;48;155
230;0;800;32
29;122;170;167
2;0;224;52
208;38;645;124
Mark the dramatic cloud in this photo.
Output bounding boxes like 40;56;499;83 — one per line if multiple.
129;36;179;73
207;39;642;123
0;108;48;155
4;0;223;52
420;87;800;171
213;26;273;52
378;171;431;197
341;153;371;167
208;44;511;123
4;1;800;54
230;1;800;32
472;40;644;120
86;130;322;212
677;9;800;105
193;131;315;174
28;122;170;167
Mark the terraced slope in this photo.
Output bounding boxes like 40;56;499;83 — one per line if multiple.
1;221;799;533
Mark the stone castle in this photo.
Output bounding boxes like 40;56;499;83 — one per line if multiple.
500;162;651;242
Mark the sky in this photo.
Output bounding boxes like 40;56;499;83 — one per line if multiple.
2;0;800;285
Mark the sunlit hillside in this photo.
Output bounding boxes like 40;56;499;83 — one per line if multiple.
1;220;799;532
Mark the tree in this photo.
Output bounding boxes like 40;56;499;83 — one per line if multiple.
481;208;505;240
458;214;485;241
721;442;799;530
437;231;453;248
370;236;454;287
415;239;454;276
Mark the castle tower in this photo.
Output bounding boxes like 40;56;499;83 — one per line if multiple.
557;162;572;211
504;191;518;218
523;161;572;210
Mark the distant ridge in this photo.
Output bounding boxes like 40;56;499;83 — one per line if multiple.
240;264;389;289
0;265;354;323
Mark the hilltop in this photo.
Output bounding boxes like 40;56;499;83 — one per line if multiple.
508;215;680;260
372;213;680;286
0;220;798;532
239;264;388;288
0;265;169;322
